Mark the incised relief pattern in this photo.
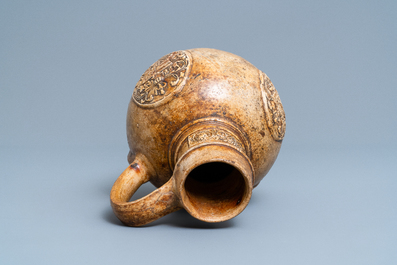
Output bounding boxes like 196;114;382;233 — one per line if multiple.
260;71;286;141
133;51;191;105
187;129;245;153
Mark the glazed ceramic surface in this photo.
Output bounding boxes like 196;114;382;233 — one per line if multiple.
110;48;286;226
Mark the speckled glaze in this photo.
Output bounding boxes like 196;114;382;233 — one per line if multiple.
110;48;286;226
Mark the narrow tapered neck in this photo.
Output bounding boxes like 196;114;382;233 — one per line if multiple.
172;144;254;223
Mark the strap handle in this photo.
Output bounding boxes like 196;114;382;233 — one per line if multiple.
110;153;181;226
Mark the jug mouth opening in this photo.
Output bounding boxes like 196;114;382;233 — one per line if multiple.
181;161;251;222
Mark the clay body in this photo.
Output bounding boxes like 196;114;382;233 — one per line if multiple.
110;48;286;226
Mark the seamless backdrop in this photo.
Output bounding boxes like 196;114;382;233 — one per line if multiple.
1;1;396;264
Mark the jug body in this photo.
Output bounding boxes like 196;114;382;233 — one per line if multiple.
111;48;286;226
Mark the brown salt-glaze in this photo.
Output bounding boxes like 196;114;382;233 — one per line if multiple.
110;48;286;226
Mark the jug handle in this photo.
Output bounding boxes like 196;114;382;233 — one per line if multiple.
110;153;181;226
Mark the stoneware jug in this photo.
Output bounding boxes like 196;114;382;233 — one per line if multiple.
110;48;286;226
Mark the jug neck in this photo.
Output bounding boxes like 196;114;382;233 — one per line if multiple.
170;122;254;222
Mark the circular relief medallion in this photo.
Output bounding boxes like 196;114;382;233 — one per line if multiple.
260;71;286;141
132;50;192;107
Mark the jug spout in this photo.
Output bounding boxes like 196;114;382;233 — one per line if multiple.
172;143;254;223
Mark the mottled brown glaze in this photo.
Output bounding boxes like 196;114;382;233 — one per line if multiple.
110;48;286;226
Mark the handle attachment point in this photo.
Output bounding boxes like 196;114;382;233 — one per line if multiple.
110;154;181;226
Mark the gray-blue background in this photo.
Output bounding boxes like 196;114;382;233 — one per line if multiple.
1;1;396;264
